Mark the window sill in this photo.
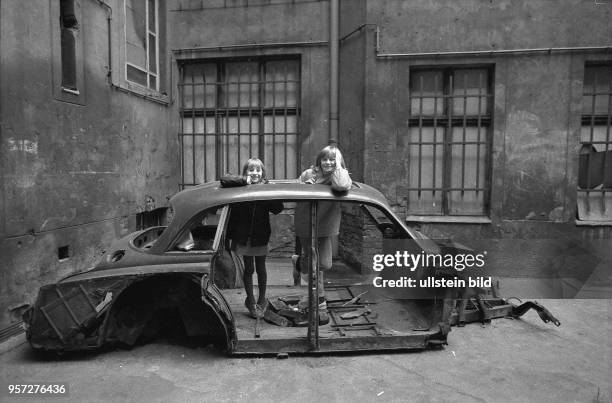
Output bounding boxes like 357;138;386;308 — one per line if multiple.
405;215;491;224
575;219;612;227
61;87;80;96
111;82;169;105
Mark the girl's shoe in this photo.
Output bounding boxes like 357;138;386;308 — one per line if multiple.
255;300;268;319
244;297;257;318
318;299;329;325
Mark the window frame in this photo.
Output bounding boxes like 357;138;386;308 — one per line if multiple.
51;0;86;104
165;205;229;255
124;0;159;91
110;0;168;103
178;56;301;187
576;62;612;223
405;65;494;218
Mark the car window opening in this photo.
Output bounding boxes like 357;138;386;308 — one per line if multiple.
210;199;444;349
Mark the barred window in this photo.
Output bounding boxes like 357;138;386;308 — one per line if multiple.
179;58;300;187
406;67;492;216
577;64;612;222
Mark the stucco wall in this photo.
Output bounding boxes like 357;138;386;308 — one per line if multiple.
0;1;179;327
369;0;612;53
348;0;612;286
355;0;611;221
171;0;328;47
338;0;366;181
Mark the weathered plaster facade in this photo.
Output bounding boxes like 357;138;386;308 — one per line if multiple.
337;0;612;288
0;1;179;328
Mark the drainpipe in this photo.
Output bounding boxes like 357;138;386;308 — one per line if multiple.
329;0;339;145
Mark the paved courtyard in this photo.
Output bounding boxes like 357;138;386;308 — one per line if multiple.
1;299;610;402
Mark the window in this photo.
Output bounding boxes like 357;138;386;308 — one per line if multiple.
125;0;159;90
577;64;612;222
406;67;492;216
60;0;78;92
52;0;85;103
170;206;225;252
110;0;166;100
179;58;300;187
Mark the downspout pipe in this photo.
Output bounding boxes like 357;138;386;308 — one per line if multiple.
329;0;339;145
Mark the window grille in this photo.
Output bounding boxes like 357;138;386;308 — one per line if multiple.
178;58;300;187
406;67;492;216
125;0;159;91
578;64;612;221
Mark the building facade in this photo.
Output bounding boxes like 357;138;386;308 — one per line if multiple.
0;0;179;329
338;0;612;289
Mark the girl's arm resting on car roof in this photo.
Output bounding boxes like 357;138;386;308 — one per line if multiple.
220;174;249;188
298;166;351;190
330;167;352;191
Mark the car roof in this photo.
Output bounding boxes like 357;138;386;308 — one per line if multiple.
151;180;397;253
170;179;390;210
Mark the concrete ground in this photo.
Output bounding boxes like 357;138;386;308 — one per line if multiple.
1;299;610;403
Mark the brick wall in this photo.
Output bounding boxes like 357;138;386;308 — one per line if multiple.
338;204;382;274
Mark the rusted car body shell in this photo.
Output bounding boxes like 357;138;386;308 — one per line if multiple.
22;181;484;353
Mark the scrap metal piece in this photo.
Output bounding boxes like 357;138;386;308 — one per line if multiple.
511;301;562;326
448;296;561;328
269;298;289;312
263;307;292;327
474;296;492;324
278;295;301;305
341;291;368;306
339;308;371;320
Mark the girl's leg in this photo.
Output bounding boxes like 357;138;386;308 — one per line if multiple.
291;238;303;286
291;237;309;286
254;255;268;306
296;236;331;301
316;236;333;301
297;236;332;270
298;237;309;274
242;255;255;306
317;236;333;270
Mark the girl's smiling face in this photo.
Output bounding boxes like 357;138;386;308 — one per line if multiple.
246;164;263;183
320;152;336;174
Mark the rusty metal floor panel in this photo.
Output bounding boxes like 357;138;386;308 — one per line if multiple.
222;283;447;355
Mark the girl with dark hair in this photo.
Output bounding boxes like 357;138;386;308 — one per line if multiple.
221;158;283;318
